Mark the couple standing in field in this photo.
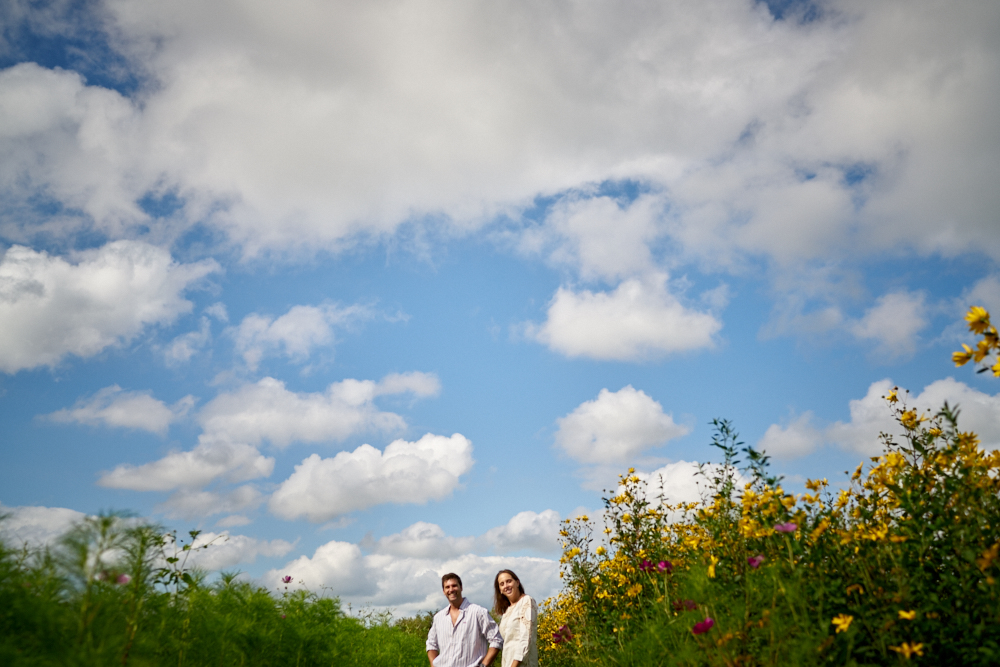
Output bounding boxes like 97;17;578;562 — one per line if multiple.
425;570;538;667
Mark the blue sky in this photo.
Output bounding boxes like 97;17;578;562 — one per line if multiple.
1;0;999;614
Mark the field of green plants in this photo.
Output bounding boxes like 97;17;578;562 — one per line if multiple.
2;307;998;666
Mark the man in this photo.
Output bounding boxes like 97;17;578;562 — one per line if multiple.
426;573;502;667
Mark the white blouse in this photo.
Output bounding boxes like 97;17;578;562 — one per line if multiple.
498;594;538;667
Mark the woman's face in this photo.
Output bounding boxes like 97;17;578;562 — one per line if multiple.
498;572;519;600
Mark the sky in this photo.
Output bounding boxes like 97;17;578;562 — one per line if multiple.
1;0;999;616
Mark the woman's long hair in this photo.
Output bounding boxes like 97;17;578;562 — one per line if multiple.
493;569;526;617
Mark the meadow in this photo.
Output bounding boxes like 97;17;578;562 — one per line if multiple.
2;308;998;666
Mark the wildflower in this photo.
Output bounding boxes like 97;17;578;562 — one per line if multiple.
747;555;764;569
831;614;853;633
953;344;974;366
552;625;574;644
774;522;797;533
707;555;719;578
657;560;673;573
889;642;925;659
886;389;899;403
900;410;925;430
595;546;607;556
898;610;917;620
116;574;131;585
639;559;654;572
673;599;697;611
692;618;715;635
966;305;990;334
281;575;293;584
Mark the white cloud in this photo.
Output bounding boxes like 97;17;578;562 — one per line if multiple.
555;386;689;464
370;522;477;559
828;377;1000;454
481;509;562;554
231;302;373;370
98;441;274;491
0;241;218;374
2;0;994;271
963;275;1000;316
526;275;721;361
177;531;295;572
156;485;264;520
516;194;662;282
264;541;560;615
216;514;252;528
46;385;194;435
757;412;823;460
197;372;440;449
636;461;715;506
268;433;474;522
848;291;927;358
164;317;212;365
370;510;562;559
0;502;85;548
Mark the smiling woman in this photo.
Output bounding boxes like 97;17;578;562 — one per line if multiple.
494;570;538;667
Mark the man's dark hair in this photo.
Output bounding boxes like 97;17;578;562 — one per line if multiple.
441;573;462;588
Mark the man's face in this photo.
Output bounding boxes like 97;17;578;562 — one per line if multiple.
443;578;463;604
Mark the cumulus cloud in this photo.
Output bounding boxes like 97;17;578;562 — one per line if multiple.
156;485;264;520
0;502;85;548
98;441;274;491
231;302;373;370
265;541;560;615
0;241;218;374
962;275;1000;315
525;275;721;361
828;378;1000;454
197;372;440;448
370;522;477;560
848;291;927;359
2;0;994;272
555;386;689;464
481;509;562;554
515;194;662;282
46;385;194;435
757;412;823;460
268;433;474;522
370;510;562;559
181;531;295;572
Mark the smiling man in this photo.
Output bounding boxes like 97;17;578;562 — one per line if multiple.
426;573;502;667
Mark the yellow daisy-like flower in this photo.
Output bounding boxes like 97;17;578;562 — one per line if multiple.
966;305;991;334
886;389;899;403
898;610;917;620
889;642;925;659
707;555;719;579
953;344;974;366
831;614;853;633
595;546;607;556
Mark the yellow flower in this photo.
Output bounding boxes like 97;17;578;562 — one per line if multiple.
845;584;864;595
898;610;917;620
707;555;719;578
889;642;925;659
953;344;974;366
595;546;607;556
886;389;899;403
831;614;853;633
900;410;926;430
966;305;991;334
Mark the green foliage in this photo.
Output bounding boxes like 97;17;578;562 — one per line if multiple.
0;514;428;666
544;401;1000;666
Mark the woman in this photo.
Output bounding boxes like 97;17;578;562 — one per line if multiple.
493;569;538;667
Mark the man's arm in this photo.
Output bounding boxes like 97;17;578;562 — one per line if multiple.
479;607;503;666
482;646;499;667
426;614;439;667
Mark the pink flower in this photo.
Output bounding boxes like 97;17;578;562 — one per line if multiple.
774;523;798;533
657;560;673;573
639;559;654;572
552;624;574;644
692;618;715;635
116;574;131;585
281;575;293;584
747;555;765;569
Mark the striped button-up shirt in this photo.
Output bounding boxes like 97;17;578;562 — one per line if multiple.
426;598;503;667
